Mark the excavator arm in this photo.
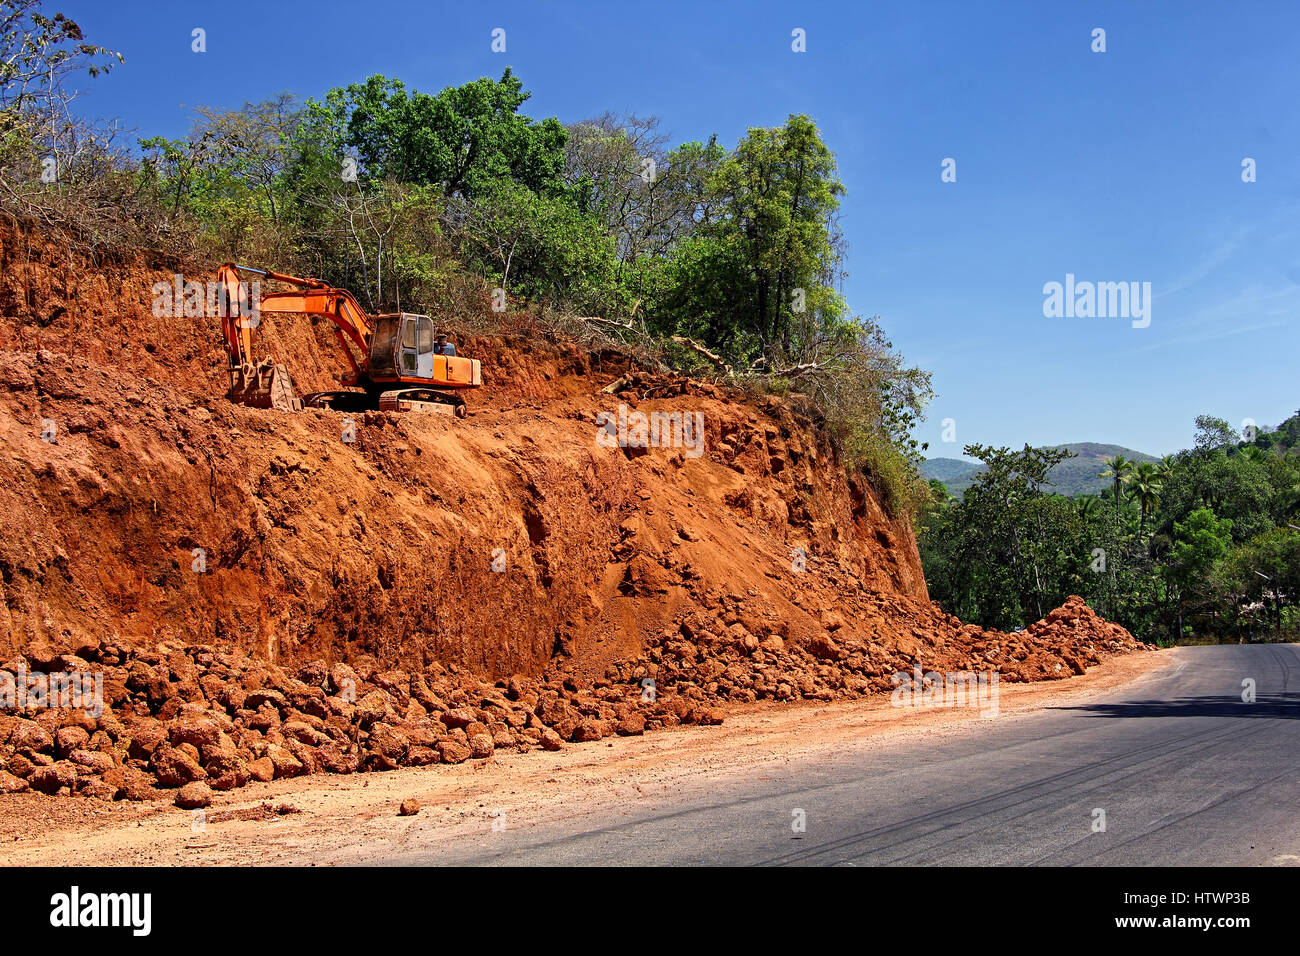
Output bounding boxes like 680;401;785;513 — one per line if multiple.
216;263;255;369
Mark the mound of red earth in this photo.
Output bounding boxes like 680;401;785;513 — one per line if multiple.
0;223;1149;800
630;594;1144;704
0;594;1143;801
0;640;717;801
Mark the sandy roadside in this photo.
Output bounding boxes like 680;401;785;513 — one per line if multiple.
0;648;1176;866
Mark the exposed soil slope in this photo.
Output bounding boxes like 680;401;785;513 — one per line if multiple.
0;223;1148;801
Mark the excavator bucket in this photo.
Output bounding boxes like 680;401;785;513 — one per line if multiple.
228;360;302;412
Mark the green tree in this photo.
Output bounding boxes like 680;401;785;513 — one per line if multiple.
1099;455;1135;530
1127;461;1163;531
317;69;569;200
1214;528;1300;638
443;178;618;309
1076;495;1102;520
927;444;1077;628
653;113;846;366
1168;507;1234;632
1193;414;1237;455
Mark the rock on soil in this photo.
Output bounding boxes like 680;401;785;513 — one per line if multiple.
174;781;212;809
0;594;1146;801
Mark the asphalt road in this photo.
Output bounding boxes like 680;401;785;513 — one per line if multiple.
394;644;1300;866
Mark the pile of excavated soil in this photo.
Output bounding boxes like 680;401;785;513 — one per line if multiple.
0;222;1149;801
0;595;1143;802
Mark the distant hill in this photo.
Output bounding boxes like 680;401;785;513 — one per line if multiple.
921;443;1159;498
920;458;982;494
919;457;981;485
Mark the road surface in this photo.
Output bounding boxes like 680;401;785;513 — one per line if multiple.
392;644;1300;866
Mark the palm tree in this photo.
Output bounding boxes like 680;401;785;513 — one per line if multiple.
1126;462;1163;531
1099;455;1135;529
1076;495;1101;521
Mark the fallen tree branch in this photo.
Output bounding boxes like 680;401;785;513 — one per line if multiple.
670;335;732;375
764;361;824;379
582;315;638;333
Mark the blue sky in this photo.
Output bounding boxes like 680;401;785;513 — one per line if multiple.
62;0;1300;458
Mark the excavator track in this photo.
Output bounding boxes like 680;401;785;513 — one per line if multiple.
377;388;467;418
300;390;372;412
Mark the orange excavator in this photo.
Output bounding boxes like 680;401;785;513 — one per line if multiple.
217;263;482;417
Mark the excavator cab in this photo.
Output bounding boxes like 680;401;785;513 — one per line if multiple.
399;314;433;377
363;313;427;376
366;313;482;416
366;314;404;379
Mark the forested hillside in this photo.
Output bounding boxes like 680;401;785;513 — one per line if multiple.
920;414;1300;643
923;443;1159;497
